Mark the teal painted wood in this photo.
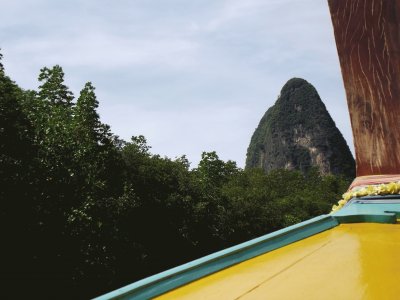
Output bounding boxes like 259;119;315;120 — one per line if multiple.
94;199;400;300
332;199;400;224
335;214;397;224
93;215;338;300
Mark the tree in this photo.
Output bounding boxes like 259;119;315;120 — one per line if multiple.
0;50;46;298
38;65;73;106
0;50;3;71
72;82;119;197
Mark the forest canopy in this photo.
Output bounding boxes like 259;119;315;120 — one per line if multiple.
0;51;351;299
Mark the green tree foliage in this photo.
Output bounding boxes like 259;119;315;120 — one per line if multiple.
1;51;352;299
38;65;74;106
120;137;197;275
0;51;39;297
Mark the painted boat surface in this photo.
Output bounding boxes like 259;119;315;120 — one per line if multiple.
94;197;400;299
157;222;400;300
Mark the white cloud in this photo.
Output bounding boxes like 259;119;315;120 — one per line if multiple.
8;34;199;70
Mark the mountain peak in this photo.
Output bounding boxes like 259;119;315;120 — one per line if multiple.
245;78;355;177
281;77;309;92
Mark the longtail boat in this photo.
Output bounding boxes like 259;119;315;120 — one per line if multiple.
95;1;400;299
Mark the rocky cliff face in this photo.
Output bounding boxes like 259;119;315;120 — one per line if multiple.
246;78;355;177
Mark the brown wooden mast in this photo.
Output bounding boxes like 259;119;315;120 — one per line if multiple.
328;0;400;176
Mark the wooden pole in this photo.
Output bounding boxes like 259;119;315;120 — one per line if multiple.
328;0;400;176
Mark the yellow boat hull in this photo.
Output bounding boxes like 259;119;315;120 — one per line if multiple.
157;223;400;300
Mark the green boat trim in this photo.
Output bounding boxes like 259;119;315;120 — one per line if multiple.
333;198;400;223
94;198;400;300
94;215;337;300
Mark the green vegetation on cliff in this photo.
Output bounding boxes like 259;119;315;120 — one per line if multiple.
246;78;355;178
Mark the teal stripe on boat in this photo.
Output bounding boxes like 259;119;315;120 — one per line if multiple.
93;214;338;300
335;213;397;224
332;200;400;224
95;200;400;300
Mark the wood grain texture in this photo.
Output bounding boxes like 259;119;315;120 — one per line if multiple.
328;0;400;176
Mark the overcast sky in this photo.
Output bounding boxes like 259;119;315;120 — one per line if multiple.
0;0;353;168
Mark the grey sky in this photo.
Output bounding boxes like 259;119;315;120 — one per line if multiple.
1;0;353;168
